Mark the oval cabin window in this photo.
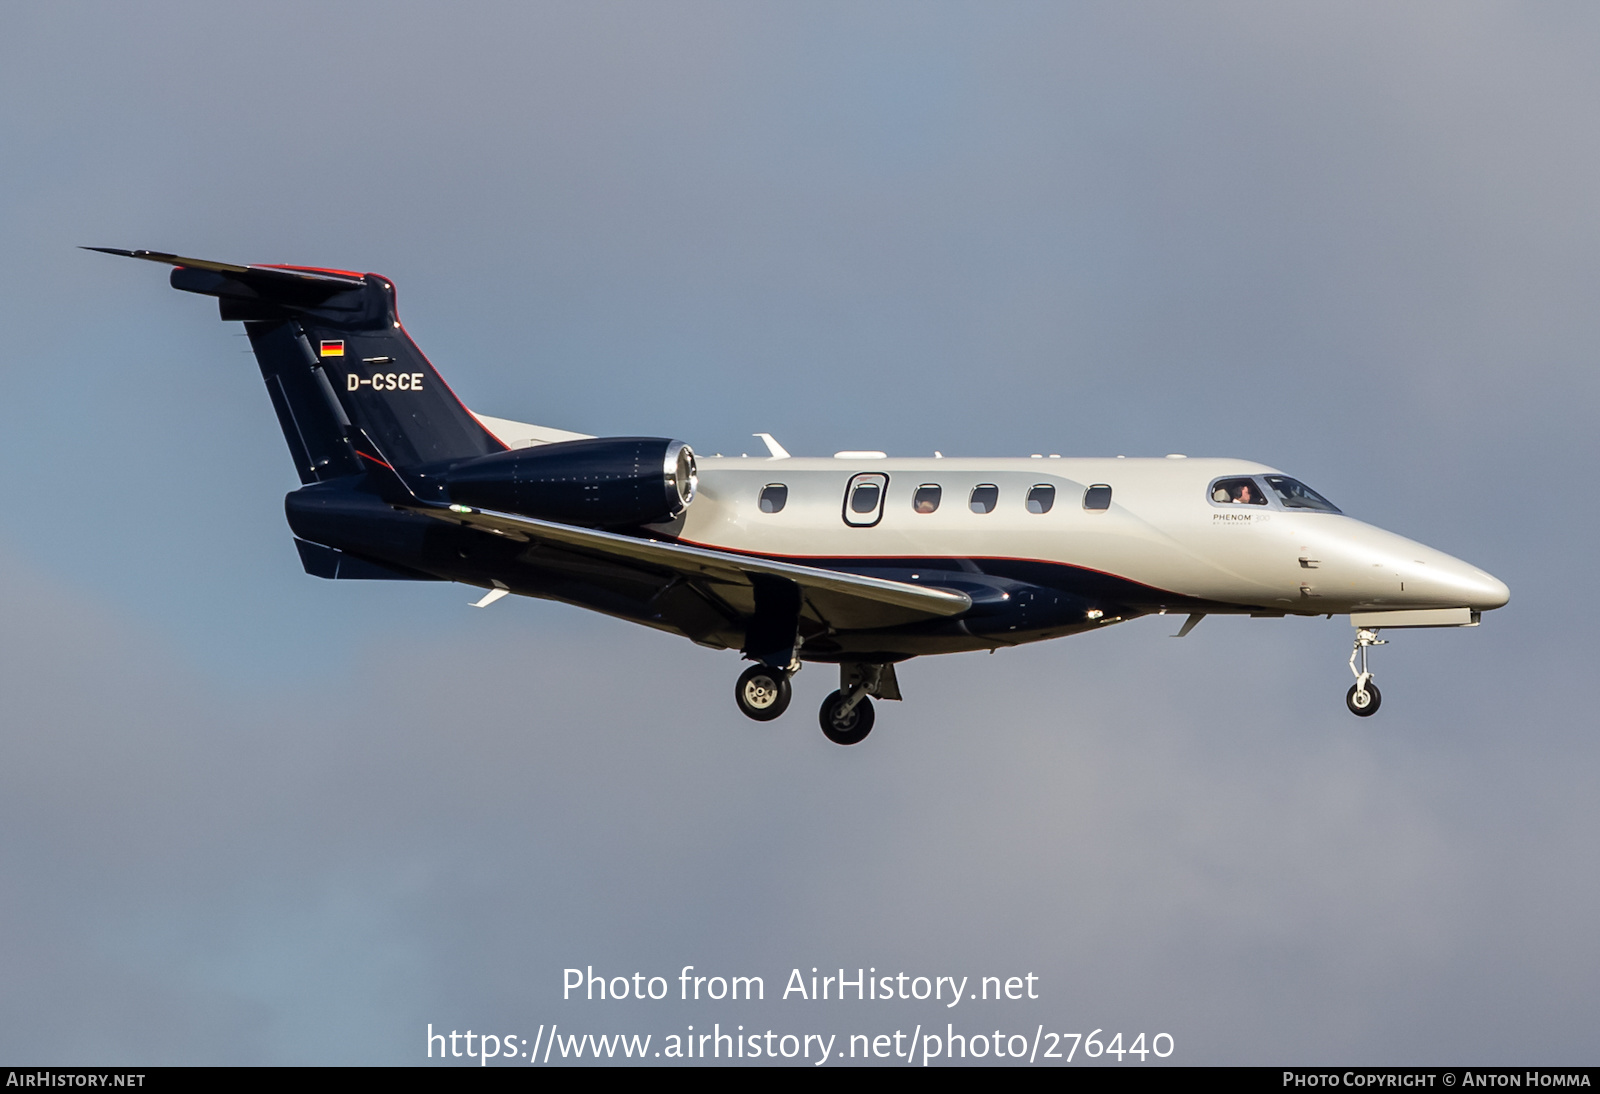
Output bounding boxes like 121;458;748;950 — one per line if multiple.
1083;484;1112;510
1026;484;1056;514
969;484;999;514
759;484;788;514
913;484;942;514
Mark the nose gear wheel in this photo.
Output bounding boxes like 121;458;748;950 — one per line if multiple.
1345;681;1382;716
1347;628;1386;717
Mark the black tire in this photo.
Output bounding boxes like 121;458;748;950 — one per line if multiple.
819;690;875;745
736;664;791;721
1345;681;1382;717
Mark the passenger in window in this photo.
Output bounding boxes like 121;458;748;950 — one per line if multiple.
913;485;941;514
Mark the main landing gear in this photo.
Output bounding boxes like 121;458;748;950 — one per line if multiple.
1346;628;1385;717
735;663;793;721
733;661;900;745
819;688;875;746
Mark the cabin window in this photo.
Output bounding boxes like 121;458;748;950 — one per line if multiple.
843;473;889;527
1026;484;1056;514
969;484;999;514
759;484;788;514
1209;477;1268;505
1263;476;1341;513
1084;484;1113;510
913;484;942;514
850;482;881;513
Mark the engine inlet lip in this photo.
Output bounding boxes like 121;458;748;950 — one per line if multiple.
664;440;697;515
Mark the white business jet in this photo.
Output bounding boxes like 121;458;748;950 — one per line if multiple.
95;249;1510;745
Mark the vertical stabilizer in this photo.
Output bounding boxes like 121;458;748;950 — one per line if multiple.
89;248;505;483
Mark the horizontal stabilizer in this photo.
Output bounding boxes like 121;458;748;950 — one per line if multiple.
85;246;364;284
85;247;366;309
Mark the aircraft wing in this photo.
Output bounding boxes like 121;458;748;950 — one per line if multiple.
414;502;973;631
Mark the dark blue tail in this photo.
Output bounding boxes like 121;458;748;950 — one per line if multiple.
90;249;505;484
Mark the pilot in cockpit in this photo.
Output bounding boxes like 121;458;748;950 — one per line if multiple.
1212;478;1263;504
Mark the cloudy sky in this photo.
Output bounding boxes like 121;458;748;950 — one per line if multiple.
0;1;1595;1065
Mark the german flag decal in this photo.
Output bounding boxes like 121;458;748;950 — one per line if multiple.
320;340;345;357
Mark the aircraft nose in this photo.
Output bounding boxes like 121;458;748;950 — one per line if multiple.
1471;569;1511;611
1433;555;1510;611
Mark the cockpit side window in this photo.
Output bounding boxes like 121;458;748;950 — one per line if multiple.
1210;477;1269;505
1263;475;1341;513
759;484;788;514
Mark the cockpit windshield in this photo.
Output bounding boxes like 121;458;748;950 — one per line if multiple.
1263;476;1341;513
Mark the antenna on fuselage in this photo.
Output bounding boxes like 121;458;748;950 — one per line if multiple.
753;433;790;460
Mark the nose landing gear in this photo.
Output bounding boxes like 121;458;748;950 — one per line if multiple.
1346;628;1385;717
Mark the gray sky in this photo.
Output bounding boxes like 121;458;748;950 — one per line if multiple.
0;1;1594;1064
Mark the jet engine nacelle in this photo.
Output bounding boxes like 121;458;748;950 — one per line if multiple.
443;436;697;527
